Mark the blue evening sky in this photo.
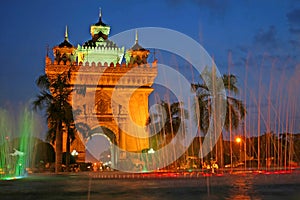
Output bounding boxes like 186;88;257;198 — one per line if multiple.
0;0;300;136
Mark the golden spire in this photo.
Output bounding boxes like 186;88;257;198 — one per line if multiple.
135;29;138;44
65;25;69;42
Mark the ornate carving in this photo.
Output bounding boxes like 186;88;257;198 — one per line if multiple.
96;99;109;114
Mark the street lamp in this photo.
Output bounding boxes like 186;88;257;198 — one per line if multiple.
235;137;242;143
71;149;79;156
235;137;242;162
148;148;155;154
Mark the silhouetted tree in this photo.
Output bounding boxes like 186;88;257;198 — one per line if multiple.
191;67;246;167
33;71;76;172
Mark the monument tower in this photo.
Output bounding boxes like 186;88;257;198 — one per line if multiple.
45;10;157;168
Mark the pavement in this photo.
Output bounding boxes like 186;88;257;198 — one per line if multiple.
1;170;300;200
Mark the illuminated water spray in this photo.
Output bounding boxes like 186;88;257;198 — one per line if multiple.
0;106;37;180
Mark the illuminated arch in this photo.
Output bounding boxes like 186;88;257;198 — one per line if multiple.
87;126;117;145
85;126;117;168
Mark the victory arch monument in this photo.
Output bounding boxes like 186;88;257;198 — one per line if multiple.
45;11;157;168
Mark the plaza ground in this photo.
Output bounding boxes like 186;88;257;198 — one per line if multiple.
1;170;300;200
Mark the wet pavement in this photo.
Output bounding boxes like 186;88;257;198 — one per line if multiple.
1;171;300;200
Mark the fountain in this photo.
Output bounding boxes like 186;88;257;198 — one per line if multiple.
0;105;38;180
214;52;300;173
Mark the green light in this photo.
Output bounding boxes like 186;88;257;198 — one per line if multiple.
1;176;24;181
0;106;36;180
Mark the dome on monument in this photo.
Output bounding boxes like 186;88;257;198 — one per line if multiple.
94;16;107;26
58;39;74;48
56;26;74;48
130;42;147;51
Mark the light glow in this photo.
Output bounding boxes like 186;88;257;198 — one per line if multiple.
235;137;242;143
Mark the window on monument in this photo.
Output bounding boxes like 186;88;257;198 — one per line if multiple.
55;51;61;62
135;55;142;65
62;53;68;64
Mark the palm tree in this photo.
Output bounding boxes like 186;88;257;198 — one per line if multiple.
191;67;246;167
146;100;188;150
33;71;76;172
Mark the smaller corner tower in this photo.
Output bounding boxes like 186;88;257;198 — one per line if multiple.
52;26;76;65
125;30;150;65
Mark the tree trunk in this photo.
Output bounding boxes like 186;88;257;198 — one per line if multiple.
55;123;63;173
66;131;70;171
216;133;224;168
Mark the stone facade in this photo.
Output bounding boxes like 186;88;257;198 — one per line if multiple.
45;12;157;165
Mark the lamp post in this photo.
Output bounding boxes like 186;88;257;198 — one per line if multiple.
235;137;242;162
71;149;79;163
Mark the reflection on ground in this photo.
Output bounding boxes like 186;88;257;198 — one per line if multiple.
1;171;300;200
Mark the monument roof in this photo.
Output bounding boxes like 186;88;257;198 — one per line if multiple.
83;39;119;49
94;8;108;26
58;40;74;48
129;30;148;51
57;26;74;48
130;43;147;51
94;17;107;26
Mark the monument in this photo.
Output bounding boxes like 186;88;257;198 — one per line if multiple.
45;10;157;167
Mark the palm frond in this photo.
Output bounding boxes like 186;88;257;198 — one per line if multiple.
191;71;247;134
32;91;52;111
36;74;50;90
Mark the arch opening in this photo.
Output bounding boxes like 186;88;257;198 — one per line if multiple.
85;126;117;171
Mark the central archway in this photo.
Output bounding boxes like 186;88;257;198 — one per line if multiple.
85;126;117;169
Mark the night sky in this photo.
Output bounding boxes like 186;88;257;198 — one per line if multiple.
1;0;300;136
